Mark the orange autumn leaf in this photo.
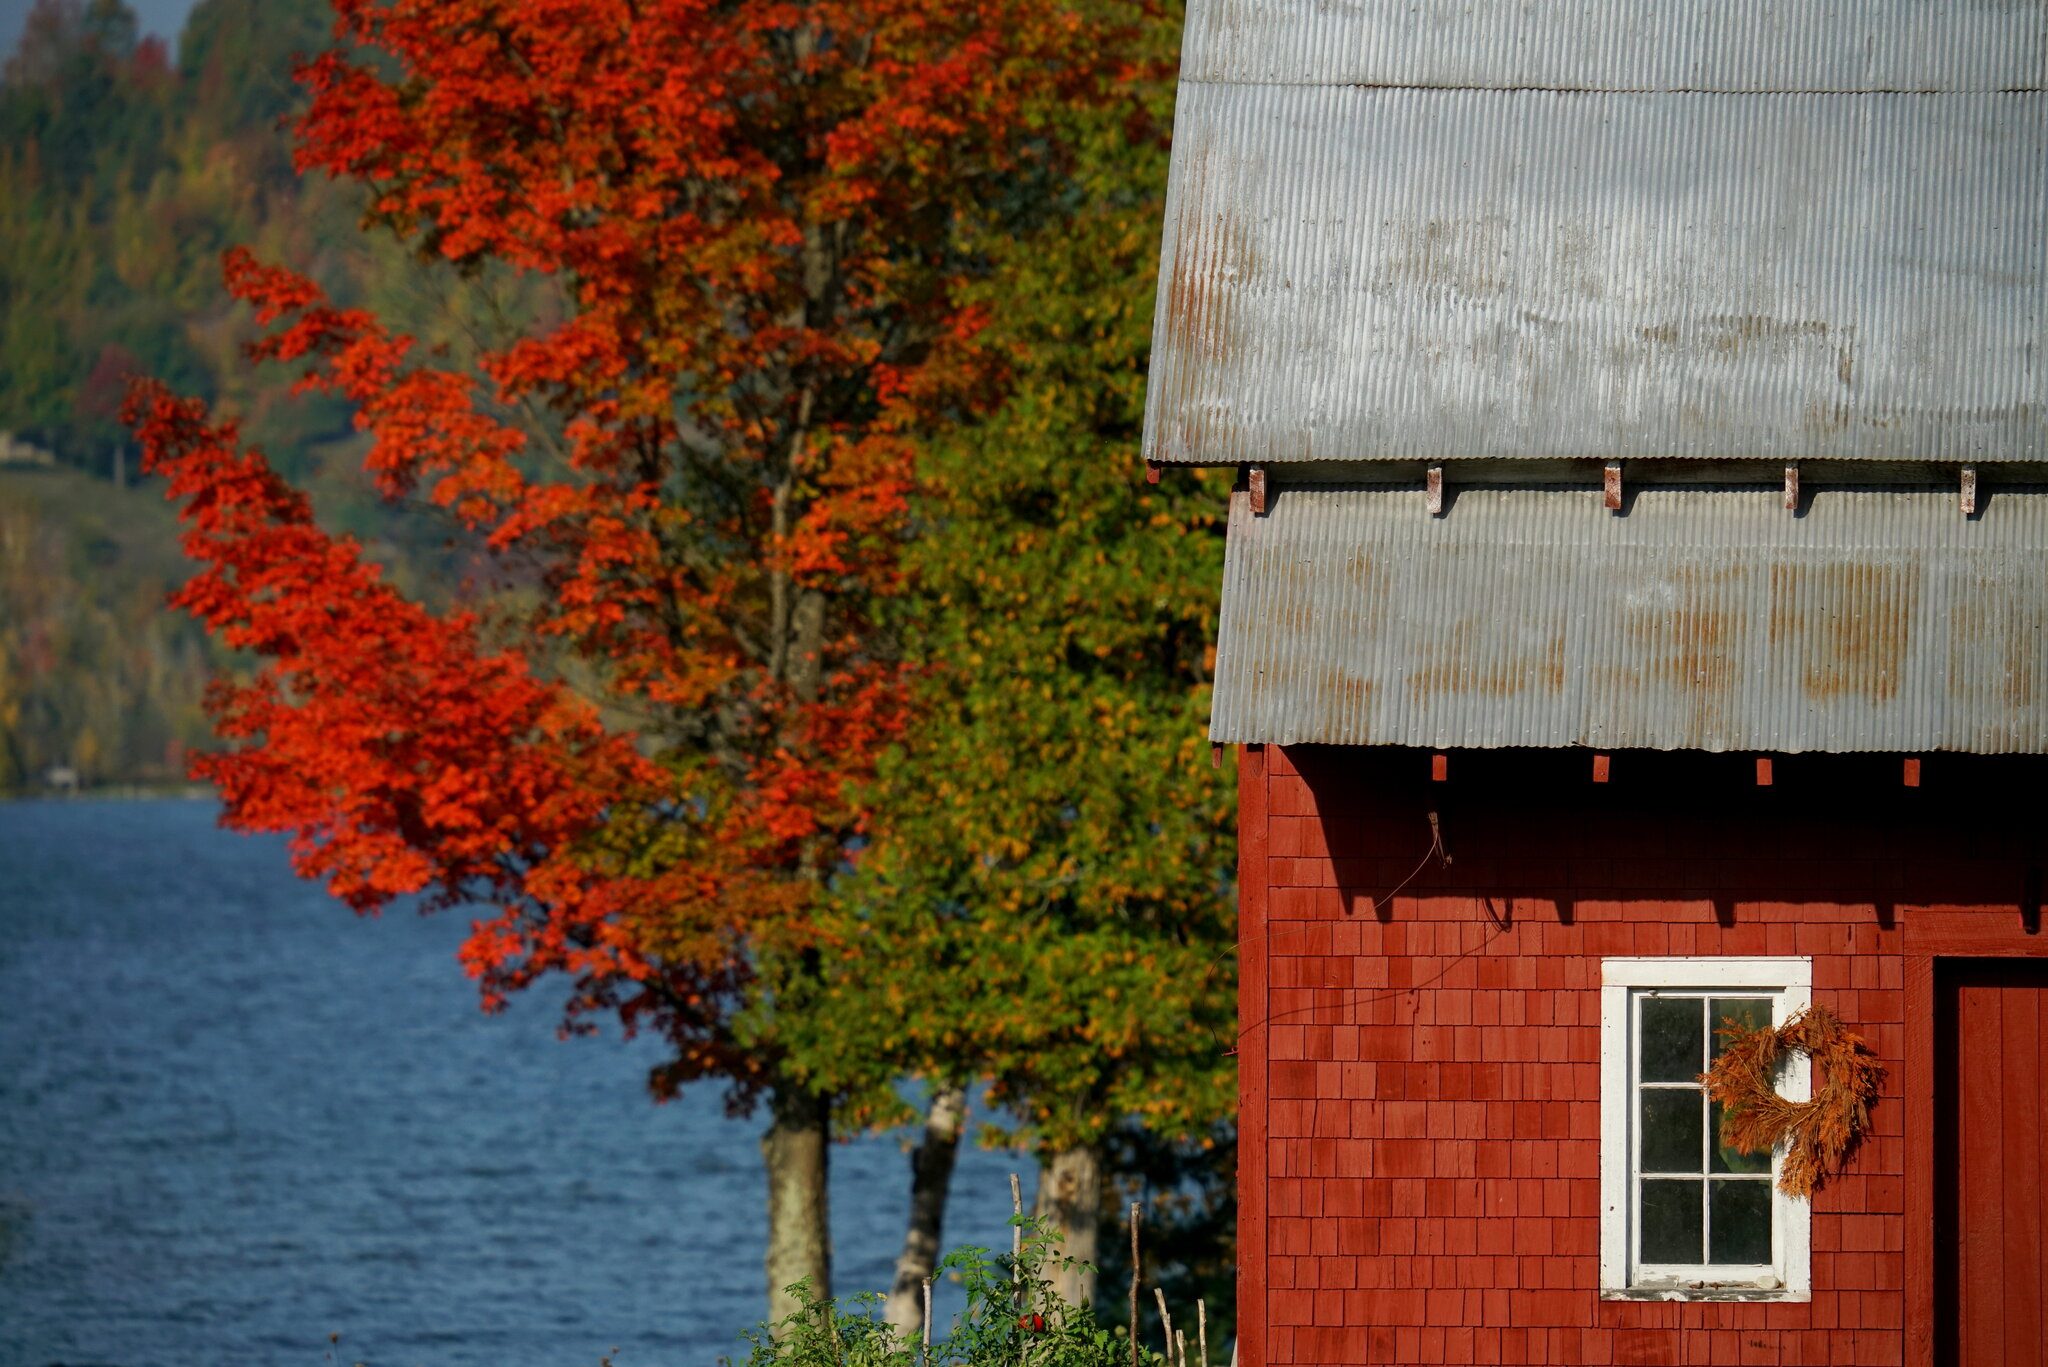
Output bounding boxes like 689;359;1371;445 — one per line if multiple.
131;0;1132;1100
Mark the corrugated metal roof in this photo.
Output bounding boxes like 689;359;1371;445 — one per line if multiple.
1208;485;2048;753
1180;0;2047;91
1143;4;2048;466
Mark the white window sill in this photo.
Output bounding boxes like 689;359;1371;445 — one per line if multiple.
1601;1281;1810;1304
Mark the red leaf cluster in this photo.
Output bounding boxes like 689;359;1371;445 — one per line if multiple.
129;0;1118;1095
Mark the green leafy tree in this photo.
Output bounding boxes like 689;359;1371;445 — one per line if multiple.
774;7;1236;1319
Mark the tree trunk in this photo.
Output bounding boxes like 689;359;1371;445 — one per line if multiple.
762;1083;832;1327
1033;1142;1102;1313
883;1084;969;1340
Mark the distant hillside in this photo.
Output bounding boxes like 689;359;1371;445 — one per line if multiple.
0;0;549;789
0;463;222;791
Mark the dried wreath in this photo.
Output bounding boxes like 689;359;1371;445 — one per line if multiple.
1698;1004;1884;1199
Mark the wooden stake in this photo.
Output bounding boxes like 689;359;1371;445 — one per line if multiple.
1010;1171;1023;1281
923;1278;933;1367
1154;1288;1174;1366
1127;1204;1141;1367
1010;1172;1025;1367
1197;1300;1209;1367
1176;1329;1188;1367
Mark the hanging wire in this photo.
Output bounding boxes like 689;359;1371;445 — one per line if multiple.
1204;807;1515;1053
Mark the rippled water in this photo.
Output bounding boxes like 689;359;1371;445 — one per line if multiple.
0;799;1021;1367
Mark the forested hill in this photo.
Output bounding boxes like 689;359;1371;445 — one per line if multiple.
2;0;336;792
1;0;479;791
2;0;354;484
0;463;215;790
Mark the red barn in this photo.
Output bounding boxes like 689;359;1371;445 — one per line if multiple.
1139;3;2048;1363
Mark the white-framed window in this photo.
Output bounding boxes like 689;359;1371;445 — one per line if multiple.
1599;957;1811;1300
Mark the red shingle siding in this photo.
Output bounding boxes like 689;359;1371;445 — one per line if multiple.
1238;745;2043;1367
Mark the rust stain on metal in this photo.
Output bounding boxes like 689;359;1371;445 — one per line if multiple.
1541;631;1567;693
1208;486;2048;753
1768;561;1921;703
1163;212;1253;369
1408;622;1569;701
1154;131;1261;462
1141;72;2046;468
2004;627;2039;710
1941;568;2039;717
1701;315;1832;356
1386;215;1511;298
1624;564;1745;743
1993;582;2042;710
1343;548;1395;642
1314;664;1374;729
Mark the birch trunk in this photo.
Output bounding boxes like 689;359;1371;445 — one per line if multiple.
763;1084;832;1326
882;1084;968;1340
1033;1143;1102;1311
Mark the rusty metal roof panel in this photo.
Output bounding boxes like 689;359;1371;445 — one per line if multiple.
1208;486;2048;752
1179;0;2048;91
1143;82;2048;465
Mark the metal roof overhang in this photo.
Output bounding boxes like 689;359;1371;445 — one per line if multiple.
1142;2;2047;468
1209;484;2048;753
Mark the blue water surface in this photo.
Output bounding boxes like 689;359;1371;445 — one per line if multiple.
0;799;1022;1367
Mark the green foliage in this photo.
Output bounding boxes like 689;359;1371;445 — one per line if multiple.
741;1219;1159;1367
774;0;1235;1161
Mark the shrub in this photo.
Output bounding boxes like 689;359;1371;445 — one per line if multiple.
739;1219;1172;1367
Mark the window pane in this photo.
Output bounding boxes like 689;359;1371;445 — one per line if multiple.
1711;1099;1773;1174
1640;1089;1703;1172
1711;996;1772;1045
1641;1179;1703;1264
1710;1179;1772;1264
1641;996;1705;1082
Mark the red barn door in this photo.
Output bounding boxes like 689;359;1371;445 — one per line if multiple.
1936;958;2048;1366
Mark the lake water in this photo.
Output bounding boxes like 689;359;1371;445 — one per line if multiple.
0;799;1024;1367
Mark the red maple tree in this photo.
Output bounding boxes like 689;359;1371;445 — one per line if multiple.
128;0;1125;1312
